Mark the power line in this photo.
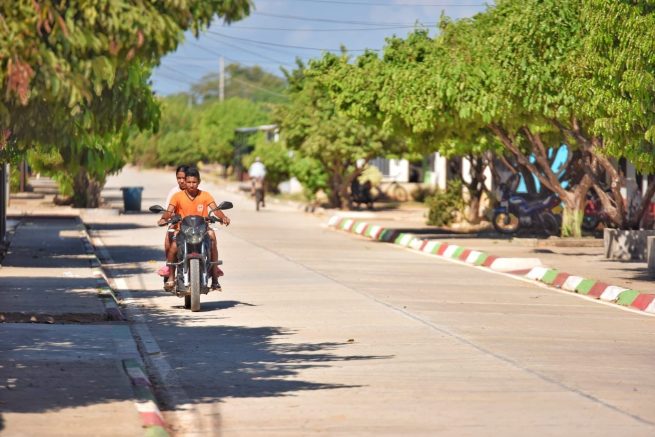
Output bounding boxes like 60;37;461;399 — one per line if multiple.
153;71;196;86
187;39;292;66
254;11;438;26
207;31;379;52
230;76;289;99
261;0;486;6
159;64;199;82
226;24;424;32
165;56;290;67
202;32;299;59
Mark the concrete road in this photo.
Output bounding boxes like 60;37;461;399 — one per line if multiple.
88;166;655;436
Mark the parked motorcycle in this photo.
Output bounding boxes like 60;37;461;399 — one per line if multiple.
150;201;233;311
493;176;561;236
351;178;374;210
582;189;611;232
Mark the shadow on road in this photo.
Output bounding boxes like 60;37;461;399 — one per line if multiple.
111;265;394;409
137;303;392;408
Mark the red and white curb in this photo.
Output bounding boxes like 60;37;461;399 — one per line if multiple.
124;360;167;429
328;215;541;273
328;215;655;315
524;266;655;314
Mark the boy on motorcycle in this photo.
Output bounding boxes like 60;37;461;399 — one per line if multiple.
158;167;231;291
158;165;188;278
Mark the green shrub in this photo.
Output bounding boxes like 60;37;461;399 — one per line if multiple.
411;184;437;203
290;156;328;201
425;179;464;227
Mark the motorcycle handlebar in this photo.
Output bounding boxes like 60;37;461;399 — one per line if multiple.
158;215;181;227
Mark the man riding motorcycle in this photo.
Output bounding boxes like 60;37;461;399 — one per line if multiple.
158;167;231;291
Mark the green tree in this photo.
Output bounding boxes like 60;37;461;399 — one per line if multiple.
568;0;655;228
369;3;595;236
194;98;270;167
335;32;503;223
280;54;405;209
130;94;196;167
0;1;253;206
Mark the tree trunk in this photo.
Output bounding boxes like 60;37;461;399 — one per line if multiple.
72;168;102;208
489;124;593;237
464;194;481;224
462;155;486;224
560;175;592;238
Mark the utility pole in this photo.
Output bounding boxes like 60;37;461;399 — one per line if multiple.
219;56;224;102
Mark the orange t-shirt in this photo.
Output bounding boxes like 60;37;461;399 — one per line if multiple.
169;190;216;218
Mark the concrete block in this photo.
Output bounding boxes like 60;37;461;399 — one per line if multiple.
648;236;655;277
604;228;655;261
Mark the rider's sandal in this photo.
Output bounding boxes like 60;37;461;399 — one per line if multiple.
210;279;222;292
163;280;175;291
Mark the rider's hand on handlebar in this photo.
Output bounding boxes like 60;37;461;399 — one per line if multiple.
157;218;167;227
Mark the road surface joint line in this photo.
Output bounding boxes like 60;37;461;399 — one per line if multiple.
328;215;655;317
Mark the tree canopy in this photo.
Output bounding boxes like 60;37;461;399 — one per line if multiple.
0;1;252;206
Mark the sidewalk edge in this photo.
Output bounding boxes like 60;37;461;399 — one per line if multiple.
76;217;170;436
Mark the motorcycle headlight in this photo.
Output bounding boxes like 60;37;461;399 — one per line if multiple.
183;228;203;244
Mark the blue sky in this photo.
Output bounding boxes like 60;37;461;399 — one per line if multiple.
151;0;490;95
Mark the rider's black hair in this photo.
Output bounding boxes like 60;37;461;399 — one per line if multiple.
175;164;189;174
186;167;200;180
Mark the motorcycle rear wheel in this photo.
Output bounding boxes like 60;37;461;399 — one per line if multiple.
190;258;201;312
493;212;520;234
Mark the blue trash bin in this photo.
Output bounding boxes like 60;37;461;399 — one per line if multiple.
121;187;143;212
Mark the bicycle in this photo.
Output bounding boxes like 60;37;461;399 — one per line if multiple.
375;180;409;202
251;178;265;211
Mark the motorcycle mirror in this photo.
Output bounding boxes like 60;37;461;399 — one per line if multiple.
149;205;165;213
215;201;233;211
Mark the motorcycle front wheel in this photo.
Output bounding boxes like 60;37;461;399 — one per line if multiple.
493;212;520;234
189;258;201;312
541;213;560;236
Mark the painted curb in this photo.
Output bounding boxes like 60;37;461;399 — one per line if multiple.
77;219;169;435
76;220;126;321
329;215;655;315
124;359;167;433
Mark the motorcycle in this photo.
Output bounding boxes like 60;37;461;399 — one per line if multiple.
582;188;612;232
492;175;561;236
351;178;374;210
150;201;233;311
